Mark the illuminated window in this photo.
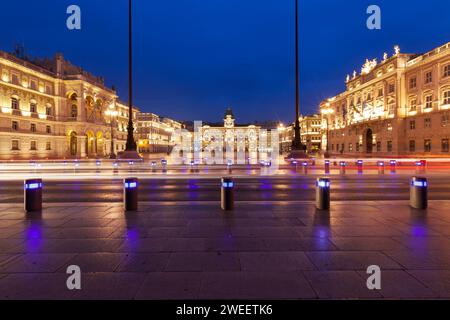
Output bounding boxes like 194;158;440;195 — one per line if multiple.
409;77;417;89
424;139;432;152
424;95;433;109
46;106;52;116
45;85;53;95
71;105;78;118
378;88;383;97
11;140;19;151
388;83;395;93
11;97;19;110
442;139;449;153
11;74;19;85
30;141;37;151
12;121;18;131
410;121;416;130
349;143;353;152
409;140;416;152
387;141;393;152
444;65;450;78
410;99;417;111
46;125;51;134
46;141;52;151
425;118;432;128
30;123;36;133
30;80;37;90
30;102;37;113
444;91;450;105
425;71;433;84
442;113;449;127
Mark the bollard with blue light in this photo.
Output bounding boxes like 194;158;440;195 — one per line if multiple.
24;179;43;212
292;160;298;173
339;161;347;174
316;178;331;210
410;177;428;209
378;161;385;174
227;160;233;174
415;161;425;174
124;178;139;211
390;160;397;174
302;161;308;174
221;177;234;211
357;160;363;174
151;161;157;173
324;160;330;174
161;159;168;173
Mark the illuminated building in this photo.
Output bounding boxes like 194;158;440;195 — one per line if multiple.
320;43;450;156
279;114;322;154
137;113;183;154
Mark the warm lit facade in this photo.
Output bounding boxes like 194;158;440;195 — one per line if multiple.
0;50;141;160
320;43;450;157
137;113;183;154
199;108;261;152
279;114;322;154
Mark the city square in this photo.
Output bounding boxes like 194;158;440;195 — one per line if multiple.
1;0;450;304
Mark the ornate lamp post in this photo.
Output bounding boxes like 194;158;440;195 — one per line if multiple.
106;107;118;159
288;0;307;159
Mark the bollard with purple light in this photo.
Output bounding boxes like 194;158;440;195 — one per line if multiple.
124;178;139;211
316;178;331;210
161;159;168;173
24;179;43;213
302;161;308;174
339;161;347;175
410;177;428;209
415;160;426;174
378;161;385;174
357;160;363;174
324;160;330;174
390;160;397;174
221;177;234;211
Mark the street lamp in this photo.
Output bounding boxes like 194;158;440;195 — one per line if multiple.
288;0;307;159
321;108;334;158
106;107;119;159
121;0;141;159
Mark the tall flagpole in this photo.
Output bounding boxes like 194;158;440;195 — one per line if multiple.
125;0;137;152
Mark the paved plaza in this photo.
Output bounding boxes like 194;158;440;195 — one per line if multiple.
0;200;450;299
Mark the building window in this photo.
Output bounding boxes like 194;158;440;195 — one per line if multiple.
387;141;393;152
378;88;384;97
388;83;395;93
425;118;432;128
46;141;52;151
30;123;36;133
376;141;381;152
11;97;19;110
46;125;51;134
409;77;417;89
410;120;416;130
410;99;417;111
11;74;19;85
71;105;78;118
356;143;360;152
30;102;37;113
30;80;37;90
11;140;19;151
12;121;18;131
442;139;450;153
45;85;52;95
409;140;416;152
46;106;52;116
424;139;432;152
442;113;450;127
30;141;37;151
349;143;353;152
425;71;433;84
424;95;433;109
444;64;450;78
443;90;450;105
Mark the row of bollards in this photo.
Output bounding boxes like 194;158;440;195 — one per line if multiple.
22;176;429;213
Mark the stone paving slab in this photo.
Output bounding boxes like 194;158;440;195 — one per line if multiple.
0;201;449;299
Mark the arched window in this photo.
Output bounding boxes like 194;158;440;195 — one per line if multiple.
11;97;19;110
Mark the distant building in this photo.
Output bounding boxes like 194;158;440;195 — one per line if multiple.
320;42;450;157
137;113;183;154
279;114;322;154
199;107;262;152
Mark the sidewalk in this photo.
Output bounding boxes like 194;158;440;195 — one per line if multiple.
0;201;449;299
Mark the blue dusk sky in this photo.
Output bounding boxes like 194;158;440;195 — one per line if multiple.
1;0;450;123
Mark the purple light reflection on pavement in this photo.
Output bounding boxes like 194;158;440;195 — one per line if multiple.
25;222;42;253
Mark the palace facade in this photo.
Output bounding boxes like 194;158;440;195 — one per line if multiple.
279;114;322;154
0;49;181;160
320;42;450;157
